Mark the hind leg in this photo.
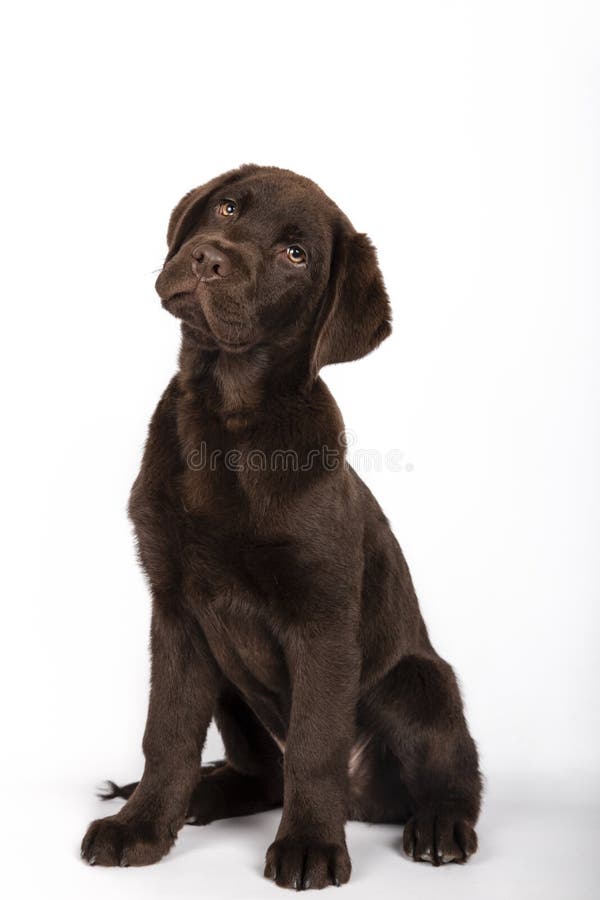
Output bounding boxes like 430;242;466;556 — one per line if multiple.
102;687;284;825
360;653;482;865
186;686;284;824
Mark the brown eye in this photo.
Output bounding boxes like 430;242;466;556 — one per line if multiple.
286;245;307;265
218;199;237;217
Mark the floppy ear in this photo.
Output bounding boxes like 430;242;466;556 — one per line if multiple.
310;230;392;375
165;164;260;258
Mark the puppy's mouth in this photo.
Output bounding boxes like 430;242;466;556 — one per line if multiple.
214;336;254;352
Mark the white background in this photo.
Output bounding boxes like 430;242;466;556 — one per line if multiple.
1;1;599;898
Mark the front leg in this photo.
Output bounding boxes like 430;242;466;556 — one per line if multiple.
81;605;221;866
264;623;359;890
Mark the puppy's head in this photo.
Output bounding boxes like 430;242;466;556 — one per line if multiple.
155;165;391;374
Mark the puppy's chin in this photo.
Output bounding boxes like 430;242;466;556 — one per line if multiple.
162;292;210;330
162;292;257;353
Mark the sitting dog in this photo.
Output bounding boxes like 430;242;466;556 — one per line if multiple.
81;164;482;889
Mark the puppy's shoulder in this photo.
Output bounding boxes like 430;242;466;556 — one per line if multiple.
130;376;184;500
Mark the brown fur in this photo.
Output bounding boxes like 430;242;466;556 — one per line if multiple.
81;164;482;888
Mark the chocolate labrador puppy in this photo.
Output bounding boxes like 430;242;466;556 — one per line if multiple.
81;164;482;888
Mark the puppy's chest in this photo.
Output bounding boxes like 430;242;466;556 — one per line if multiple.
200;591;289;697
177;400;299;517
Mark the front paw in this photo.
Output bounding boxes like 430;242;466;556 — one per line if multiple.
403;811;477;865
80;814;176;867
264;837;351;890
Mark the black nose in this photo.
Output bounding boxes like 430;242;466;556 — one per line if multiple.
191;243;232;281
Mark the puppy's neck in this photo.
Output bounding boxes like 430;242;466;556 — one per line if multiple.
213;347;272;431
178;326;309;433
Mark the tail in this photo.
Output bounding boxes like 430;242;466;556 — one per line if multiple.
95;760;226;803
97;780;139;801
